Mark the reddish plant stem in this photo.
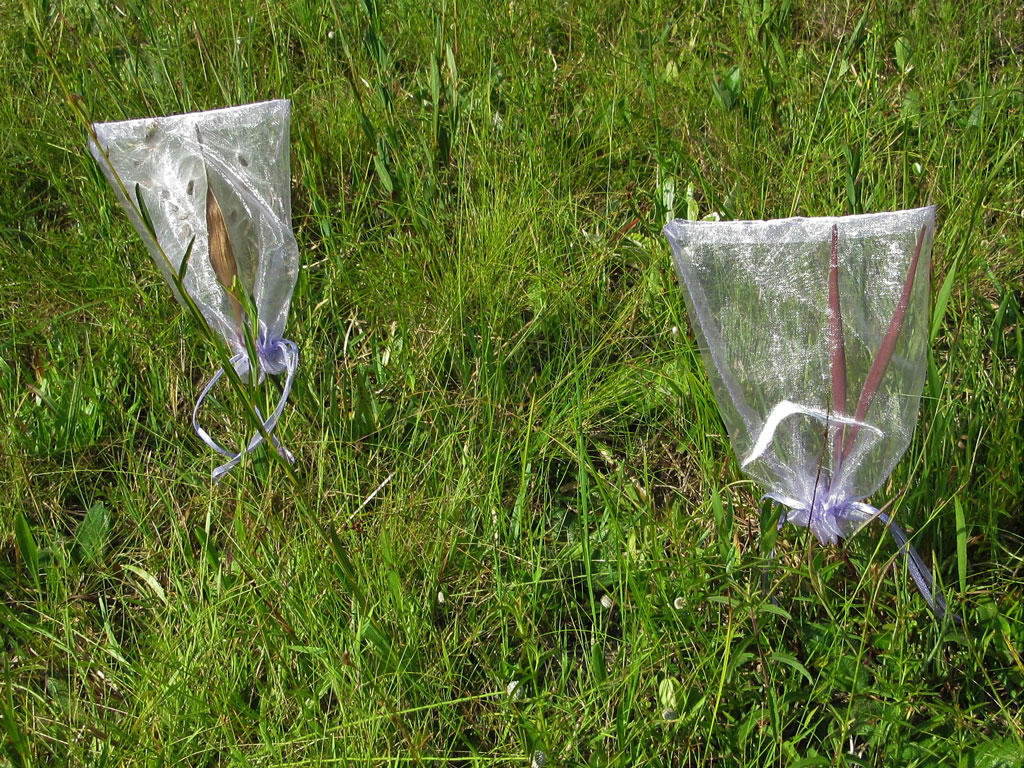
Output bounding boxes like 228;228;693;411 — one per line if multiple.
841;224;928;459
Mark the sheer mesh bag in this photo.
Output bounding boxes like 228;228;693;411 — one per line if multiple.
89;100;300;479
664;207;950;617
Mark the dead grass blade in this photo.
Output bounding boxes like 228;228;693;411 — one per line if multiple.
205;165;243;335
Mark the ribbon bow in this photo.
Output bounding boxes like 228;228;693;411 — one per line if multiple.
192;336;299;480
763;490;952;621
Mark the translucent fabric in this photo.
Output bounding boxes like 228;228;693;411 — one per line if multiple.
665;207;950;617
89;100;300;479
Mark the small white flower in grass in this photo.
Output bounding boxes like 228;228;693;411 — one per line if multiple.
437;590;445;605
327;30;336;40
673;597;686;610
671;325;680;337
600;593;614;610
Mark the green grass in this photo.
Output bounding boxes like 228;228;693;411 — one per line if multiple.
1;0;1022;764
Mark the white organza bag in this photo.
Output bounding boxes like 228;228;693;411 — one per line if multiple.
89;100;300;479
665;207;950;617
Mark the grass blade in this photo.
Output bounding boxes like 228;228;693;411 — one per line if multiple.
930;258;957;344
1;667;30;767
134;183;157;240
769;651;815;685
14;513;40;592
327;524;368;612
123;564;168;606
177;234;196;283
955;496;967;595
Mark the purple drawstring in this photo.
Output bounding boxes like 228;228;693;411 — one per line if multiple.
192;337;299;480
763;492;953;621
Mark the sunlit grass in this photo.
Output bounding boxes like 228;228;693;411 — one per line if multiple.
1;0;1022;764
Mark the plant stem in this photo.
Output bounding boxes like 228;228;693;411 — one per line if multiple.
841;225;928;459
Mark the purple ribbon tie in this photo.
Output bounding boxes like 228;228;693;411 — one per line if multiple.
192;337;299;481
763;492;951;620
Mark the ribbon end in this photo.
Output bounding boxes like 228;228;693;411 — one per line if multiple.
193;338;299;481
881;512;959;624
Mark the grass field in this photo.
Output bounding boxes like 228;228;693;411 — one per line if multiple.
1;0;1022;764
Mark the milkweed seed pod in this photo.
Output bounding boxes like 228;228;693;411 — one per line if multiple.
89;100;300;479
664;207;951;618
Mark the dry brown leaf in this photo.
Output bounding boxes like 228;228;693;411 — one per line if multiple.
205;167;243;335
